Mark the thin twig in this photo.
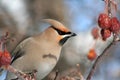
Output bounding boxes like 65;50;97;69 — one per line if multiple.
6;65;37;80
6;65;26;80
108;0;112;17
54;70;59;80
86;38;114;80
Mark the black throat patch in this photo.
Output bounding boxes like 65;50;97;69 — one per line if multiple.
59;37;70;46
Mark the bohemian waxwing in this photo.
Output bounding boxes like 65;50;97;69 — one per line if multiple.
6;19;76;80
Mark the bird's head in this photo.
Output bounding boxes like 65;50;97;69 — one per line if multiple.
43;19;76;46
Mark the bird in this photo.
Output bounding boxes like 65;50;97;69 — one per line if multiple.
6;19;76;80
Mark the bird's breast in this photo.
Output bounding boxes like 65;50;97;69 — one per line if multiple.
36;59;57;79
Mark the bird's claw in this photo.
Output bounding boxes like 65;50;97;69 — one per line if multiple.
11;69;37;80
24;70;37;80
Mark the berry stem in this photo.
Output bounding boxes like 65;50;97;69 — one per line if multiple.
86;36;116;80
108;0;112;17
0;41;4;52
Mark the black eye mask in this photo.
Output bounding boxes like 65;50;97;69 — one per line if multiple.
51;26;71;35
51;26;76;46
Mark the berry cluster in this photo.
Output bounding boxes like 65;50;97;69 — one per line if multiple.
88;0;118;61
0;33;11;68
98;13;120;41
0;48;11;67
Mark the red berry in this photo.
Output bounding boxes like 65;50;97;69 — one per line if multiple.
0;50;11;66
101;29;111;41
91;27;99;39
98;13;111;29
87;49;97;61
110;17;120;34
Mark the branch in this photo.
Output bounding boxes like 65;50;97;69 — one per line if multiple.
6;65;37;80
54;70;59;80
86;38;115;80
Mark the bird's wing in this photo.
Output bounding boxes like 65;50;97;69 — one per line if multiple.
11;38;30;63
11;45;25;63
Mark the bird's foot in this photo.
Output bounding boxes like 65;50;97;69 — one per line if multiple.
24;69;37;80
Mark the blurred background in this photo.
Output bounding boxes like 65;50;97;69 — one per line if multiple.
0;0;120;80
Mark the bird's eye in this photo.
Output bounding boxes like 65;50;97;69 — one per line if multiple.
56;30;66;35
52;26;70;35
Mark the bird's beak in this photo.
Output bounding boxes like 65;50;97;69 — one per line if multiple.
61;32;77;38
67;32;77;38
71;32;77;37
63;32;77;38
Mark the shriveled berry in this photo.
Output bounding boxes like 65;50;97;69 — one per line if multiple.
91;27;99;39
98;13;111;29
87;49;97;61
101;29;111;41
110;17;120;34
0;50;11;66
